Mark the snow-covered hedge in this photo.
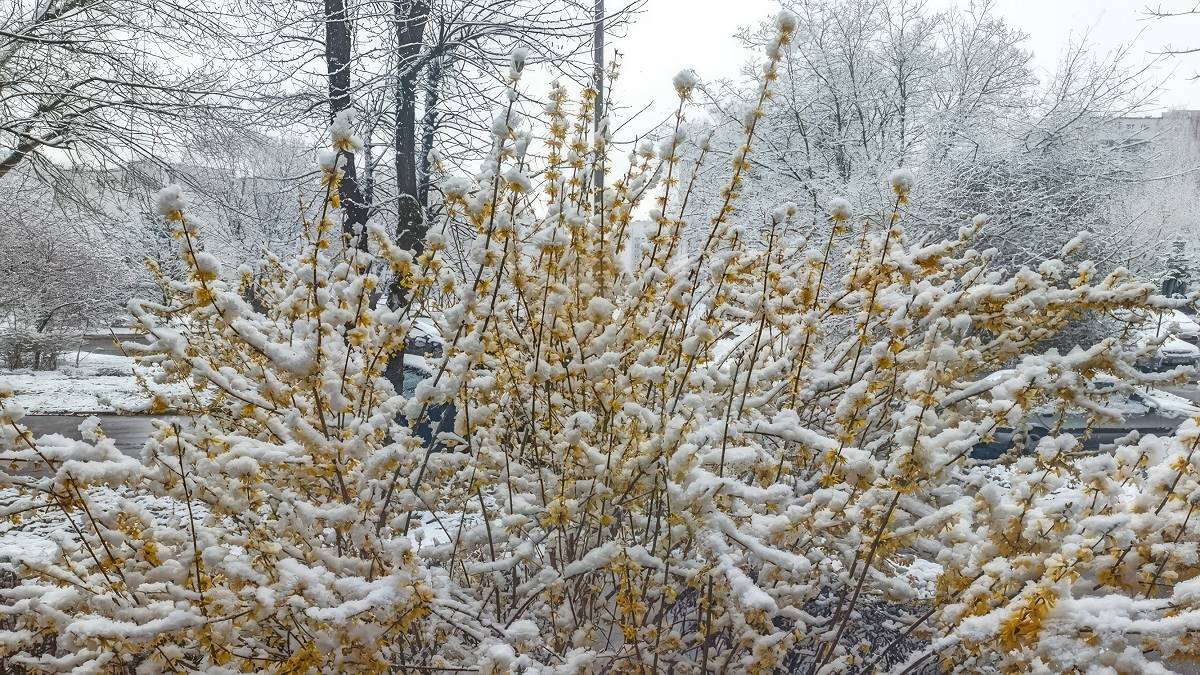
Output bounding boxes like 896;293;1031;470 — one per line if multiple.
0;329;75;371
2;14;1200;673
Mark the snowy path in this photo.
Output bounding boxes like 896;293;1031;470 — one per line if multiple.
20;414;161;455
1162;385;1200;405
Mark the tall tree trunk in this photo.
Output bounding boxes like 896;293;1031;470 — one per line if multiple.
592;0;605;206
417;54;443;214
363;121;376;210
385;0;429;389
324;0;370;242
393;0;430;257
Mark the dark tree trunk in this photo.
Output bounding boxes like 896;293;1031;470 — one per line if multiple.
416;54;443;213
392;0;430;258
324;0;370;243
592;0;605;204
384;0;430;389
363;122;376;213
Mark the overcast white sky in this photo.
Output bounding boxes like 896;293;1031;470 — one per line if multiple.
610;0;1200;129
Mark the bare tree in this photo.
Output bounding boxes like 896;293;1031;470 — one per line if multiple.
0;0;249;182
326;0;372;238
688;0;1160;271
0;181;131;367
1146;2;1200;57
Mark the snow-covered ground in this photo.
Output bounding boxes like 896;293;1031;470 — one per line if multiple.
0;345;187;563
0;350;174;414
0;483;467;569
0;487;188;566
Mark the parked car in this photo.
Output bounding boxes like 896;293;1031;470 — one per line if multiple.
1118;309;1200;371
970;376;1200;460
407;317;445;358
1142;334;1200;371
1161;309;1200;345
398;354;454;448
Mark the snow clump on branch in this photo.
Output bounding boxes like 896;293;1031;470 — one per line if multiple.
889;167;916;197
673;68;700;99
329;108;362;152
827;197;852;221
154;184;186;220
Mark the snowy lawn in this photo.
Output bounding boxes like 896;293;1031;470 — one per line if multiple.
0;349;182;414
0;482;474;569
0;487;188;567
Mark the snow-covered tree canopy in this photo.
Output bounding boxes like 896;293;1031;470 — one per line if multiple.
0;182;130;336
0;0;255;181
689;0;1163;275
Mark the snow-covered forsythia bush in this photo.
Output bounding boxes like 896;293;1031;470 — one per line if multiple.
3;13;1200;673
